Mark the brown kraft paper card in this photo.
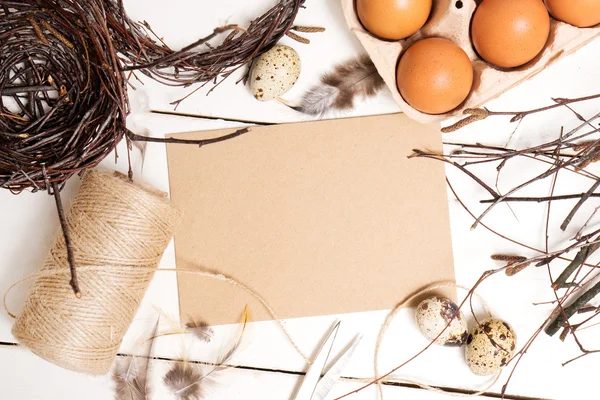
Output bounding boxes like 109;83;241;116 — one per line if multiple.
167;113;455;325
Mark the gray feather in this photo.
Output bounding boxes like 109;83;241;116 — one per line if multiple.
113;320;159;400
164;362;204;400
185;319;213;343
294;54;385;116
292;85;339;116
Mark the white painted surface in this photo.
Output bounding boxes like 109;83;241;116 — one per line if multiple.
2;0;600;399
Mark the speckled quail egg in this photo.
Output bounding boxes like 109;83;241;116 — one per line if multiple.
415;296;469;346
250;45;301;101
465;318;517;376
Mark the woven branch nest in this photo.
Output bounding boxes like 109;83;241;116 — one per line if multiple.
0;1;128;193
0;0;304;193
108;0;305;87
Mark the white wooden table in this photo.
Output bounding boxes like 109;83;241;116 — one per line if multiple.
3;1;600;399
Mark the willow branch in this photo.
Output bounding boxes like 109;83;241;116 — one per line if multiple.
546;280;600;336
52;182;81;298
561;179;600;231
443;93;600;131
410;150;500;200
122;25;241;71
552;241;600;289
126;127;249;147
480;193;600;203
0;85;55;96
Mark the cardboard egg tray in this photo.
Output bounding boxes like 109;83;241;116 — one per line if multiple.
341;0;600;123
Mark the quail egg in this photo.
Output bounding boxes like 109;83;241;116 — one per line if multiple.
250;44;301;101
415;296;469;346
465;318;517;376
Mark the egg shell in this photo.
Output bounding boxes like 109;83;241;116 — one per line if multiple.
465;318;517;376
415;296;469;346
471;0;551;69
356;0;432;40
250;45;301;101
396;37;473;115
545;0;600;28
342;0;600;123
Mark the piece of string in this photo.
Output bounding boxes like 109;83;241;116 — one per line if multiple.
4;268;501;397
4;265;311;365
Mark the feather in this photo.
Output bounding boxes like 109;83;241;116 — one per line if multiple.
164;362;204;400
113;320;159;400
162;306;251;399
215;305;251;369
293;54;385;116
150;307;213;343
185;318;214;343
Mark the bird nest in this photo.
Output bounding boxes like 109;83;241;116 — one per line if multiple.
0;0;305;193
0;0;307;295
0;1;128;193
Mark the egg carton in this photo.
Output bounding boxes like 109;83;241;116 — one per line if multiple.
341;0;600;123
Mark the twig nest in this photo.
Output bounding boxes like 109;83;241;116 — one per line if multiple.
250;44;301;101
0;3;127;192
415;296;468;346
465;318;517;376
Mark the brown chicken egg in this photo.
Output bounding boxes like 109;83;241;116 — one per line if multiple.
356;0;432;40
471;0;550;69
396;37;473;115
545;0;600;27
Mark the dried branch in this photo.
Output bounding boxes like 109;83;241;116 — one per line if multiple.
546;281;600;336
561;179;600;231
126;128;250;147
350;94;600;400
52;182;80;298
444;93;600;131
480;193;600;203
552;241;600;290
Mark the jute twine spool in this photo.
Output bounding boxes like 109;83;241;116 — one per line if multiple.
11;170;181;375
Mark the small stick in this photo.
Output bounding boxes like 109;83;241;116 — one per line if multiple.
546;280;600;336
552;241;600;290
561;179;600;231
577;305;599;314
442;93;600;131
1;85;56;96
127;127;249;147
122;24;241;71
480;193;600;203
52;182;81;298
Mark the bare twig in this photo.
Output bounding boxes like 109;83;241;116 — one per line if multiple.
126;127;249;147
52;182;81;298
552;241;600;290
546;280;600;336
561;179;600;231
480;193;600;203
444;93;600;130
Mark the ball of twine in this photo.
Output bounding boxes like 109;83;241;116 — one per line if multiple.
11;170;181;375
